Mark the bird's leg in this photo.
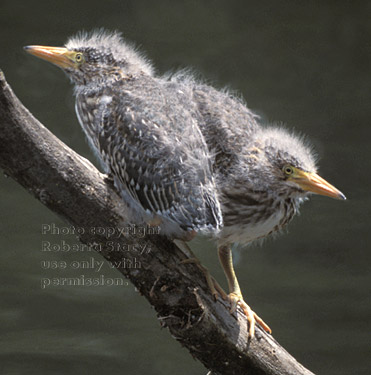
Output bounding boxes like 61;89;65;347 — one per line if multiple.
218;244;271;338
174;240;227;300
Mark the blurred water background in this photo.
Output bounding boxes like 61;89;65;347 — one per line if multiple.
0;1;370;374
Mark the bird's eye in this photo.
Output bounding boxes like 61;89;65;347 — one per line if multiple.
283;165;294;175
75;53;84;63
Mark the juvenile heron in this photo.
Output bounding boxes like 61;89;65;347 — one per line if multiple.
25;30;345;337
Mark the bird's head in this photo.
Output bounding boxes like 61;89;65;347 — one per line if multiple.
247;127;345;201
24;30;153;86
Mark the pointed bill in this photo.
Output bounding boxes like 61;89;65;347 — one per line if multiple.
24;46;74;69
295;171;346;200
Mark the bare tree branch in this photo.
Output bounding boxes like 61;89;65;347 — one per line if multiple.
0;70;314;375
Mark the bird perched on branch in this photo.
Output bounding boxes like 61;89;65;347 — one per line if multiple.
25;30;345;338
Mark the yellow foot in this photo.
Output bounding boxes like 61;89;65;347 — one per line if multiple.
181;258;227;301
174;240;227;301
228;293;272;338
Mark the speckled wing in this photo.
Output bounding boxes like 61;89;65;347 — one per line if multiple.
90;88;222;236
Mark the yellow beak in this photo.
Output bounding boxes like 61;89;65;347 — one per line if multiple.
293;170;346;200
24;45;74;69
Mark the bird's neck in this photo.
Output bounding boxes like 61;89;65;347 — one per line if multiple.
218;187;304;245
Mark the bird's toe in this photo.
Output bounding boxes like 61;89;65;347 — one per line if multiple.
227;293;272;338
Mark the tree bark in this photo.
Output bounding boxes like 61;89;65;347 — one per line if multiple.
0;70;314;375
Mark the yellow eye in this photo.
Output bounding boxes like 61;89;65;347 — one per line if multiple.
283;165;294;175
75;52;84;63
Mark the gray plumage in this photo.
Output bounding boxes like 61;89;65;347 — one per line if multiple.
25;30;345;337
32;30;343;245
174;77;316;244
67;31;223;237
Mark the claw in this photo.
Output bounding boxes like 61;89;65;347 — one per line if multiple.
175;240;228;302
181;258;226;301
228;293;272;338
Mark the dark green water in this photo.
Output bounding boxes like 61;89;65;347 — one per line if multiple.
0;1;370;374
